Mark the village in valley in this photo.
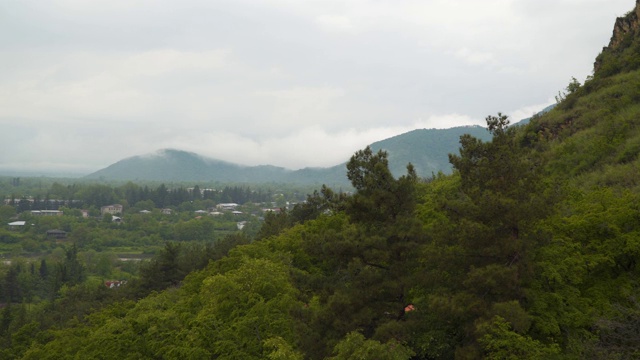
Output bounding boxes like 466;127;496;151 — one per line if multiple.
0;181;300;292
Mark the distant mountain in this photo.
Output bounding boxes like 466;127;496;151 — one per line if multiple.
85;127;485;184
368;125;493;178
86;122;539;184
86;149;284;182
85;149;346;185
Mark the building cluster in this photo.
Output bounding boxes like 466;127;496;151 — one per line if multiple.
3;198;81;207
6;200;289;239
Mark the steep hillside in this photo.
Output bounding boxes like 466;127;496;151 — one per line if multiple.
522;0;640;192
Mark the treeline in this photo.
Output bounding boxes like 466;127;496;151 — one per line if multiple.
4;183;276;212
120;184;272;208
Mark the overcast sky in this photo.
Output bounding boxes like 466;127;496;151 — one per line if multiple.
0;0;634;174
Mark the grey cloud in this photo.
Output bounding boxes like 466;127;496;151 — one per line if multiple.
0;0;634;172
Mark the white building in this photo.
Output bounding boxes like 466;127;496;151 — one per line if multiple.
101;204;123;215
216;203;239;211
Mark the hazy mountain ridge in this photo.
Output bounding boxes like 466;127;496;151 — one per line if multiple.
85;126;499;184
86;149;288;182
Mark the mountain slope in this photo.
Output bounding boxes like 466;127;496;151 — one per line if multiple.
85;149;289;183
368;125;493;177
86;149;238;181
86;148;354;186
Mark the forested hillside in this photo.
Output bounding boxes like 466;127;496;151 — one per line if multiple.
2;2;640;359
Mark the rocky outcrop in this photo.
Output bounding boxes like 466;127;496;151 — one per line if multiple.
594;0;640;72
609;1;640;48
